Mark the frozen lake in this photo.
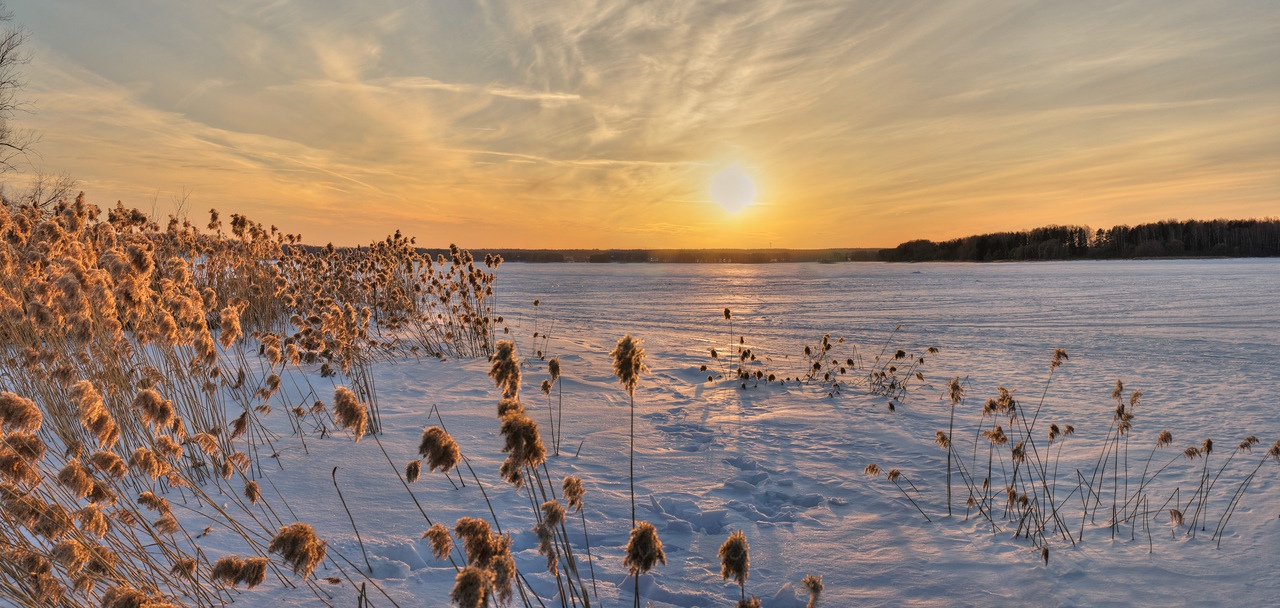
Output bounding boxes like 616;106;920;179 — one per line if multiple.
494;258;1280;415
178;259;1280;607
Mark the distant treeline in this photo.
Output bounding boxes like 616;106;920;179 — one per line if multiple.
410;248;882;263
878;219;1280;262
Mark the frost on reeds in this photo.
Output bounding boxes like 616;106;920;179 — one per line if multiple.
268;522;327;578
333;386;368;442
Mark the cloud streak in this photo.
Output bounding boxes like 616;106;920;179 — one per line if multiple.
6;0;1278;247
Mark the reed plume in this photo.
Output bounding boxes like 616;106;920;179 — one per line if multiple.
76;505;109;537
498;412;545;487
802;574;823;608
612;334;648;527
424;523;454;560
563;475;585;511
5;431;43;463
72;381;119;450
624;521;666;572
268;522;327;577
405;460;422;483
450;566;491;608
0;391;41;433
133;388;175;432
488;340;521;398
244;480;261;505
611;335;648;396
333;386;368;442
57;459;94;498
88;451;127;480
542;499;566;528
211;556;245;586
418;426;462;473
719;530;750;600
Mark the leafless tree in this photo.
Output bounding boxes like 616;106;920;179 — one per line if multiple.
0;3;34;174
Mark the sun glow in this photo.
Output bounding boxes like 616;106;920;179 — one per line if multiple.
710;165;757;213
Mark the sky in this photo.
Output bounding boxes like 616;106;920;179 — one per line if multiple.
3;0;1278;249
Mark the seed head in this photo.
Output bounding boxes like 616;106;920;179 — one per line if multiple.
562;476;585;512
548;357;561;382
610;335;648;396
244;481;261;505
333;387;367;442
450;566;491;608
0;391;42;434
418;426;461;473
802;574;824;608
133;389;175;431
1050;348;1068;370
423;523;454;560
405;460;421;483
948;377;964;405
488;340;521;398
718;530;749;587
541;500;565;528
268;522;327;578
623;521;666;574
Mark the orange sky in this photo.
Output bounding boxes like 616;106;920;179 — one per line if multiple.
5;1;1278;248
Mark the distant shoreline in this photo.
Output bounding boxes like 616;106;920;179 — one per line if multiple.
375;248;1274;264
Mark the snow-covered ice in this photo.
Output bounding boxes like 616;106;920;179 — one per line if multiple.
188;259;1280;606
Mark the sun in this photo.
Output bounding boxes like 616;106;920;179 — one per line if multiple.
710;165;757;213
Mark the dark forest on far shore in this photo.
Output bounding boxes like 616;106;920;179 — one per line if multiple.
876;218;1280;262
324;218;1280;264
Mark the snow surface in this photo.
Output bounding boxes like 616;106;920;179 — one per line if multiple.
190;259;1280;607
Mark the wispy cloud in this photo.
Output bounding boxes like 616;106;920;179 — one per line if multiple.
6;0;1278;247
